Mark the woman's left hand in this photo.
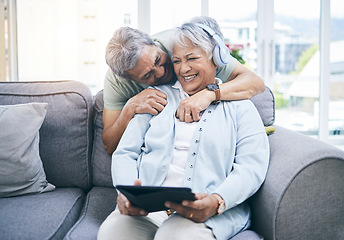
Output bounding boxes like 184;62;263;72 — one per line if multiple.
165;193;219;223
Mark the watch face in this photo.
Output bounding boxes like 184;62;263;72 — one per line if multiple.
206;83;219;91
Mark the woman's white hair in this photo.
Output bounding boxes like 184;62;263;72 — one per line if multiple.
105;27;155;78
172;16;224;60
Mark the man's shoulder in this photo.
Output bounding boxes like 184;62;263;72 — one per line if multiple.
151;29;173;42
152;29;174;55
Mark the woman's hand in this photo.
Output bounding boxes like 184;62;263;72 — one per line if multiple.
116;179;148;216
165;193;219;223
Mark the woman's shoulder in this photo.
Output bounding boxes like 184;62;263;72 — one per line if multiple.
223;99;254;109
222;99;259;119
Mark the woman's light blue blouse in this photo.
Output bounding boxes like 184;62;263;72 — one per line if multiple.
112;83;270;240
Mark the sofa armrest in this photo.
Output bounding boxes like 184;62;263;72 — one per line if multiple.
250;125;344;240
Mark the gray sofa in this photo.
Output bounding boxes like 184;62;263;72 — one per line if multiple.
0;80;343;240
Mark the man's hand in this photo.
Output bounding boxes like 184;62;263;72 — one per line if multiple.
127;88;168;116
102;88;167;155
165;193;219;223
176;89;214;123
116;179;148;216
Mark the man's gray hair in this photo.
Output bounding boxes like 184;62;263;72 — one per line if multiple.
172;16;224;60
105;27;155;78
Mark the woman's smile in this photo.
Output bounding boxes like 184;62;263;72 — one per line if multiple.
183;74;198;83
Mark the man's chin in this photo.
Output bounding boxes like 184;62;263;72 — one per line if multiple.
155;73;175;85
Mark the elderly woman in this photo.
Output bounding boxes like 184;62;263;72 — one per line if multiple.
98;17;269;240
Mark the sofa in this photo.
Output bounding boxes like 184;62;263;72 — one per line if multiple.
0;80;343;240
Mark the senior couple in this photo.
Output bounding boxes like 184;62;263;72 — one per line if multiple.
98;16;270;240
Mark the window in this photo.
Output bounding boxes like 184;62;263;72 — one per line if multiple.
2;0;343;148
150;0;201;35
15;0;138;94
329;0;344;140
0;0;6;81
273;0;321;136
209;0;258;72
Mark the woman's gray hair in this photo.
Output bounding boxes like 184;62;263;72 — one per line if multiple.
172;16;224;60
105;27;155;78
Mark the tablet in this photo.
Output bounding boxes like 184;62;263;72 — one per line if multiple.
116;185;196;212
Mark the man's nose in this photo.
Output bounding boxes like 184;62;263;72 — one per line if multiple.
155;65;165;79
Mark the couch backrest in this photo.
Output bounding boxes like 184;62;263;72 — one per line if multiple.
251;86;275;126
91;90;113;187
91;86;275;187
0;81;94;191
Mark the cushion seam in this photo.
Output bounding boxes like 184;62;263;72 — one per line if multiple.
48;192;85;240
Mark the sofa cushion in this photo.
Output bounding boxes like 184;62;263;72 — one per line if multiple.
0;102;55;197
91;90;113;187
0;81;93;191
231;230;263;240
251;86;275;126
64;187;118;240
0;188;85;240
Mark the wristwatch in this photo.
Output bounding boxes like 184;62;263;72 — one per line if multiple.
206;83;221;104
213;194;225;215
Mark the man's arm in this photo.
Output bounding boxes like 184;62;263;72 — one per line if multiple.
102;88;167;155
221;62;265;100
176;63;265;122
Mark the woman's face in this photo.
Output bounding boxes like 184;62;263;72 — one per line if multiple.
172;38;217;95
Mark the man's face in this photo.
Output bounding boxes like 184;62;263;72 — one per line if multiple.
126;45;174;86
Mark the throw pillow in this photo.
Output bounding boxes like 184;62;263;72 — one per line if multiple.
0;102;55;198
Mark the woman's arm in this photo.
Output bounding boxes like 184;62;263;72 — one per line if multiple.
111;113;153;216
214;101;270;210
111;113;151;186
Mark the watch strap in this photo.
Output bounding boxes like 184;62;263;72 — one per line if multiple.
214;88;220;102
206;83;221;104
213;194;225;215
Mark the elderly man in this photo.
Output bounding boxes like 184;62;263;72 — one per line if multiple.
102;16;265;155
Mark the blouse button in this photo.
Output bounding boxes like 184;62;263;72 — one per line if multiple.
190;164;194;168
208;110;212;114
203;119;207;122
199;128;202;132
187;177;191;181
195;140;199;143
192;152;196;156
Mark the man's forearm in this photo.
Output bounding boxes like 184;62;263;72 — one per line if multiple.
219;71;265;101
